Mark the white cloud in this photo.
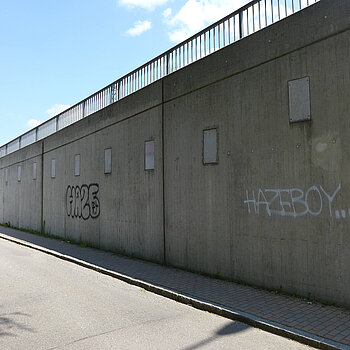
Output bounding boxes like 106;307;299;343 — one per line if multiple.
118;0;169;11
126;20;152;36
46;104;71;118
164;0;249;43
27;119;41;128
162;8;172;18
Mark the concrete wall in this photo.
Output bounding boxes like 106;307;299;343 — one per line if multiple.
164;0;350;307
0;143;43;232
41;81;164;263
0;0;349;305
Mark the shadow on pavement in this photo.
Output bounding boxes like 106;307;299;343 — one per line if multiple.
0;311;34;337
183;321;250;350
2;226;350;350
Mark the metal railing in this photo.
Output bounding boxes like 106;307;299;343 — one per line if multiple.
0;0;320;158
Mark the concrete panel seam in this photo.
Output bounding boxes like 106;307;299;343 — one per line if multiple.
161;79;166;265
41;102;163;156
163;27;350;105
0;150;43;170
2;28;347;161
0;233;346;350
3;26;348;163
40;142;44;233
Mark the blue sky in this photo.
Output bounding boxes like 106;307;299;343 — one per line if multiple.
0;0;250;146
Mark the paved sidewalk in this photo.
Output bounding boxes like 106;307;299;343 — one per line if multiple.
0;226;349;350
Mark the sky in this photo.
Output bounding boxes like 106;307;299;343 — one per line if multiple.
0;0;252;146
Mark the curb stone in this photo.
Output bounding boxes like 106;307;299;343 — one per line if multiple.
0;232;347;350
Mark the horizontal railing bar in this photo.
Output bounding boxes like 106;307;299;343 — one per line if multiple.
0;0;320;156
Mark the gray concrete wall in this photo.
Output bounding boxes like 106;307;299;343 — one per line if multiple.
164;0;350;306
0;0;349;305
41;81;164;263
0;143;43;232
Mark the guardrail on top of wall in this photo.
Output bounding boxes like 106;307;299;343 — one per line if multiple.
0;0;320;158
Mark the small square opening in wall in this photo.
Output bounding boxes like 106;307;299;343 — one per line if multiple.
145;140;155;170
17;165;21;182
51;159;56;178
74;154;80;176
203;128;218;165
33;162;37;180
288;76;311;123
104;148;112;174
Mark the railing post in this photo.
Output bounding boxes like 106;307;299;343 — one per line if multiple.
166;53;170;75
0;0;319;154
117;81;121;100
239;11;244;39
83;100;86;118
109;85;113;105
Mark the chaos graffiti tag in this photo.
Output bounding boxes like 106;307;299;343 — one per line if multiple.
66;184;100;220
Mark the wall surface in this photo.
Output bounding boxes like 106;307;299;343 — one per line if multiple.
164;0;350;306
41;81;164;263
0;0;349;306
0;143;43;232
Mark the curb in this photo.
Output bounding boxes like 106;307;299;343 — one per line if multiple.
0;232;347;350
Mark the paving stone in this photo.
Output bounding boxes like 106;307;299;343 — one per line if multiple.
1;227;350;349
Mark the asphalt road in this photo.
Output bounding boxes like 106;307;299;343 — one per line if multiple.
0;239;312;350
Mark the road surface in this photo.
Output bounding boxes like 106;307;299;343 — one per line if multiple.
0;239;312;349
